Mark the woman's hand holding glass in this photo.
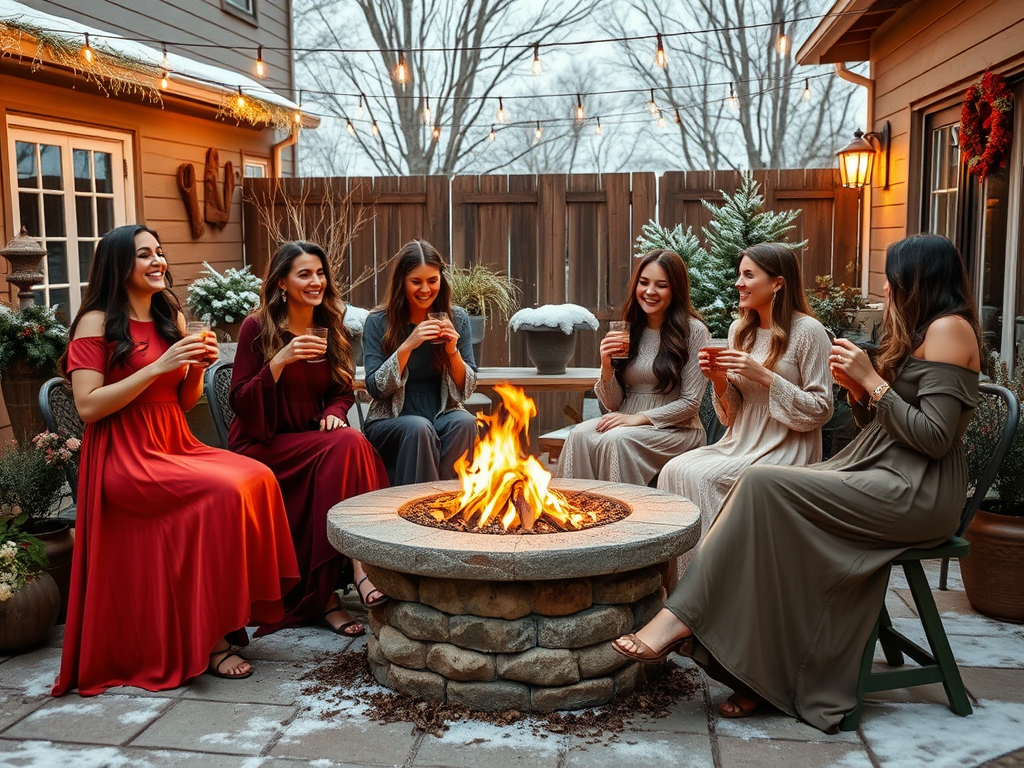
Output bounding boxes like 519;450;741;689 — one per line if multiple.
275;333;329;366
830;338;881;401
154;335;214;375
599;325;630;365
714;349;774;389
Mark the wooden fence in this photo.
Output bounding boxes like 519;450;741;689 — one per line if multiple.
242;169;860;437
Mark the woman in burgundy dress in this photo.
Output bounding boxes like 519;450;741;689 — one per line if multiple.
229;241;389;637
53;225;298;696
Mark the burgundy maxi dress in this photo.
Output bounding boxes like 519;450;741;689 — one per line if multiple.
53;321;299;696
229;316;389;635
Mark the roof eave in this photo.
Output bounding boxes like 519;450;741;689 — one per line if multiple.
796;0;874;65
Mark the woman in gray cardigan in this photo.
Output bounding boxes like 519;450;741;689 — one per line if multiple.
362;240;479;485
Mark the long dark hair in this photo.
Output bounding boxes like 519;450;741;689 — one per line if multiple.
64;225;182;371
876;234;980;382
617;249;703;394
732;243;815;371
254;240;354;388
371;239;452;372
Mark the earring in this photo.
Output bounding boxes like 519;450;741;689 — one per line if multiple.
771;289;778;309
282;291;287;304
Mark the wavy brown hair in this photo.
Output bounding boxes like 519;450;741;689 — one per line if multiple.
371;240;452;372
875;234;979;382
732;243;815;371
253;241;354;388
617;249;704;394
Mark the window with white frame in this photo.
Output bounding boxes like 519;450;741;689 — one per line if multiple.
7;119;133;320
244;159;269;178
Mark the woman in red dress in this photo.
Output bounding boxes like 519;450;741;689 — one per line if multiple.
53;225;299;696
229;241;389;637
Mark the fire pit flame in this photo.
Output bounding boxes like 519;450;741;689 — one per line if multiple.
445;384;593;531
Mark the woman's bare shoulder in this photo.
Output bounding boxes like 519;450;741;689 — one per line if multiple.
920;315;980;370
73;311;105;339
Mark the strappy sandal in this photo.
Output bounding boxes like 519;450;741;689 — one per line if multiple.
323;606;365;637
612;633;693;663
207;646;254;680
719;693;760;718
353;575;389;608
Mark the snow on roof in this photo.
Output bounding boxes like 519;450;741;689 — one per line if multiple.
0;0;300;112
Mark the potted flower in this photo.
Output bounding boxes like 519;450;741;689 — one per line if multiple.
508;304;599;375
0;304;69;442
0;511;59;653
960;355;1024;623
185;262;263;343
448;265;521;362
343;304;370;367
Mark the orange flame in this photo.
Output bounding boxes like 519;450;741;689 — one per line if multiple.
451;384;591;530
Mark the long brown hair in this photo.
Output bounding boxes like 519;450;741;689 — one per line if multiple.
732;243;815;371
371;239;452;372
875;234;980;382
253;240;353;388
617;249;704;394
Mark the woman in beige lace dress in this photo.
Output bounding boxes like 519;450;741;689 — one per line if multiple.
658;243;833;538
556;249;708;486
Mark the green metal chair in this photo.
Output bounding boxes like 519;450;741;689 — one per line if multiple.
839;382;1019;731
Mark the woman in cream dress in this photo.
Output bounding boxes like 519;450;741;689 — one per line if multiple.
556;249;708;486
658;243;833;538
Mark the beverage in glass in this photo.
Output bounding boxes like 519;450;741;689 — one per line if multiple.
306;326;328;362
608;321;630;361
700;338;729;370
427;312;448;344
186;320;217;366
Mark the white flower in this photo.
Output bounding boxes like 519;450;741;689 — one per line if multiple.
0;582;12;602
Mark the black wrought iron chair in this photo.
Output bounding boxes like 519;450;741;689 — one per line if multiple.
38;377;85;509
839;382;1019;731
203;360;235;448
698;381;726;446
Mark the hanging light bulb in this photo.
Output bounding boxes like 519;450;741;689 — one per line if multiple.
236;86;246;110
81;33;94;64
655;33;668;69
776;21;790;57
161;43;170;70
394;51;409;86
802;79;812;101
293;91;302;125
674;108;682;125
657;114;667;129
254;45;267;78
531;43;543;76
574;94;585;123
346;119;356;136
647;89;658;114
595;117;603;136
726;82;738;111
356;94;365;119
159;70;169;90
496;96;508;124
431;125;441;142
422;98;431;125
371;121;380;137
534;121;543;141
489;125;497;142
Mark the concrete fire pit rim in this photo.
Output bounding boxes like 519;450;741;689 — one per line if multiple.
327;479;700;581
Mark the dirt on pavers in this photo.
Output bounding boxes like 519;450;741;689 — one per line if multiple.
299;648;701;738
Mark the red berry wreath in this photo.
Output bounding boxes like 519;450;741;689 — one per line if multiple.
959;71;1014;180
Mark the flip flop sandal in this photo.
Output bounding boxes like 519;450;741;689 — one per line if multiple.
208;647;254;680
323;607;366;637
353;575;389;608
718;694;760;718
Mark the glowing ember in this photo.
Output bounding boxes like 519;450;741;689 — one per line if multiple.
443;384;593;531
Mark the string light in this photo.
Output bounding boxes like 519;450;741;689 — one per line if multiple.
159;70;169;90
422;98;431;125
802;79;812;101
254;45;267;78
776;20;790;57
161;42;170;70
371;120;380;136
531;43;542;76
657;113;666;129
655;33;668;69
574;93;585;122
235;86;246;109
431;124;440;141
394;51;408;85
496;96;508;123
293;90;302;124
647;89;658;114
674;108;682;124
356;94;364;119
534;121;543;141
726;82;738;111
81;33;94;64
595;117;603;136
489;125;497;141
346;119;356;136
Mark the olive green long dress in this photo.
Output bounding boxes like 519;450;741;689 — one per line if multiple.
664;357;978;732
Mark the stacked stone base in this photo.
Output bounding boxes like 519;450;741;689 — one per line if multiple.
364;562;668;712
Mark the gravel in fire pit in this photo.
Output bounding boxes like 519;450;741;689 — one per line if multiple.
300;648;700;738
399;490;632;534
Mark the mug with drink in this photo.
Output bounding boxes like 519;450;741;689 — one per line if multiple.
608;321;630;361
700;338;729;371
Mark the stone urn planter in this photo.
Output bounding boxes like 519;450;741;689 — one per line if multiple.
961;503;1024;624
509;305;599;376
0;358;51;442
0;571;60;653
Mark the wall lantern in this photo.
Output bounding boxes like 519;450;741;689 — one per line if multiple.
836;121;890;190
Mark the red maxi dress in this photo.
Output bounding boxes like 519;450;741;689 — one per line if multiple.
229;316;388;636
52;321;299;696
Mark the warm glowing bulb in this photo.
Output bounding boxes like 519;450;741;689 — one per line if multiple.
803;79;812;101
531;43;542;76
431;125;440;141
346;119;356;136
574;94;585;122
595;118;602;136
674;108;682;125
236;86;246;109
655;33;668;69
657;114;666;129
254;45;267;78
81;34;94;64
534;121;543;141
776;23;790;56
394;52;408;85
422;101;431;125
496;97;508;124
647;89;658;114
489;125;497;142
293;110;302;124
371;121;379;137
159;71;169;90
726;83;738;111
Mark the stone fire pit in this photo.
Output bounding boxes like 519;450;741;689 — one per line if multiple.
327;478;699;712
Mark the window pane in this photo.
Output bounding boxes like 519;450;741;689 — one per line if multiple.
946;127;961;185
96;197;114;235
94;152;113;194
39;144;63;190
79;241;94;280
18;191;41;237
16;141;37;188
74;149;92;192
980;171;1009;352
76;196;94;237
46;240;69;284
244;163;266;178
49;288;71;323
42;194;66;237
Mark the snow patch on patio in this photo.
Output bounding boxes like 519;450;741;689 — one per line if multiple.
421;717;563;753
198;714;284;746
861;699;1024;768
116;698;167;725
0;741;134;767
24;700;104;718
889;617;1024;668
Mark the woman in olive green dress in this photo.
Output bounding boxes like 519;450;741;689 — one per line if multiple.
613;234;982;733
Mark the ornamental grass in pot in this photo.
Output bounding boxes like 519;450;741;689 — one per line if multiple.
448;264;520;364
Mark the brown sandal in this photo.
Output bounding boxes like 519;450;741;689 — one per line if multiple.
719;694;760;718
612;633;693;663
323;607;365;637
353;575;389;608
207;646;253;680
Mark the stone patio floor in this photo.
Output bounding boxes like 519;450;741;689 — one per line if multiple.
2;560;1024;768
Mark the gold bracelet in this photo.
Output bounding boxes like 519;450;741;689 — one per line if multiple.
869;382;890;404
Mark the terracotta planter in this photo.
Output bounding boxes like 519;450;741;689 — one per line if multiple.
961;505;1024;624
0;358;51;443
0;571;60;653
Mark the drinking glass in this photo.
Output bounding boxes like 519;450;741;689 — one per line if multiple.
186;320;217;366
427;312;448;345
608;321;630;361
700;338;729;370
306;326;328;362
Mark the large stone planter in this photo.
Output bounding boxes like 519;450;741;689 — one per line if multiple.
467;314;485;365
30;520;74;625
0;571;59;653
0;358;52;443
961;505;1024;623
518;324;589;375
